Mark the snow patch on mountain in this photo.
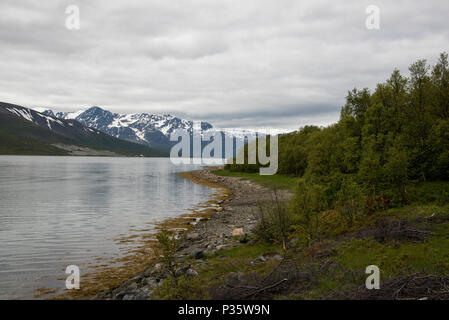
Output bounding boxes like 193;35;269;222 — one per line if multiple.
40;106;225;147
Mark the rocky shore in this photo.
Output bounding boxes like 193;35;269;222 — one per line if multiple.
93;169;291;300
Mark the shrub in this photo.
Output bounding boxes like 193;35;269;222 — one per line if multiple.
151;276;206;300
335;176;365;223
252;189;292;249
156;229;179;278
289;179;328;246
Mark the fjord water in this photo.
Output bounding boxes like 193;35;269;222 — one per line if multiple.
0;156;213;299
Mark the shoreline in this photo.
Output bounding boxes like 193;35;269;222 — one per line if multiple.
93;168;290;300
49;168;229;300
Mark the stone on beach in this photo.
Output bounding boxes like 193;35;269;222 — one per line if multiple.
186;233;200;240
216;245;227;251
232;228;245;237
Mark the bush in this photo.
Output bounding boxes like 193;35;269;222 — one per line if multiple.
156;229;179;278
335;176;365;223
289;179;328;246
151;276;206;300
408;181;449;205
252;190;292;249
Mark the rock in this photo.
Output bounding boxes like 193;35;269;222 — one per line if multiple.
216;245;227;251
232;228;245;237
194;260;208;267
135;290;150;300
122;294;135;300
184;222;191;225
186;269;199;277
144;278;157;287
154;263;162;270
271;254;283;260
127;282;138;290
247;239;257;246
190;249;204;259
251;253;283;264
239;236;249;244
175;265;191;277
187;233;200;240
216;207;223;212
251;256;267;264
143;267;153;277
115;291;126;299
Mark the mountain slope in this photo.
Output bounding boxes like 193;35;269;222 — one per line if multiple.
0;102;168;157
41;106;214;148
41;106;260;150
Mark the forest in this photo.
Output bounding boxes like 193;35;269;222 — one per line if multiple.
226;53;449;213
150;53;449;300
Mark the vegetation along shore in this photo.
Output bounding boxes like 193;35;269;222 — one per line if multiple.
95;53;449;300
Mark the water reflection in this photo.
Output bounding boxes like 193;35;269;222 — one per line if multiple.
0;156;210;299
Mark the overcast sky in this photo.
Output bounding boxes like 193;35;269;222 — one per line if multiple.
0;0;448;130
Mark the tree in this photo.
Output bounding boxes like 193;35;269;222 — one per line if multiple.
289;179;327;246
335;176;365;224
431;52;449;119
358;139;383;195
383;145;408;202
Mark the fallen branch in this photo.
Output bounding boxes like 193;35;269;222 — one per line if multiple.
261;256;286;284
244;278;288;298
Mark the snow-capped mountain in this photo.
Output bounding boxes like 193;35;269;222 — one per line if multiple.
0;101;167;156
1;102;100;137
39;106;259;148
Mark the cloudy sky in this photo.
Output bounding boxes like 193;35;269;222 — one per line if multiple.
0;0;448;130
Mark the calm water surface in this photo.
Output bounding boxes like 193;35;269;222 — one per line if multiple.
0;156;212;299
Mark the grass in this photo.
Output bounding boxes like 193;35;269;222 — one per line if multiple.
190;242;281;287
213;169;298;190
298;202;449;298
335;204;449;275
153;180;449;300
152;242;281;300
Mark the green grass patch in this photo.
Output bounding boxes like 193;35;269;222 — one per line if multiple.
167;243;282;299
213;169;298;190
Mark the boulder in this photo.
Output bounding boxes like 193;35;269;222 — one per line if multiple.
186;269;199;277
190;249;204;259
251;253;283;265
232;228;245;237
186;233;200;240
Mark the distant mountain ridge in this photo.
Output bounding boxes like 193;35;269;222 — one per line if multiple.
39;106;260;149
0;102;167;156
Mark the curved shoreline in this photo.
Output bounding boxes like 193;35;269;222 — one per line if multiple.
47;169;229;300
93;168;287;300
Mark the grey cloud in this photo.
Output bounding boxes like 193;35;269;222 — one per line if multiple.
0;0;448;130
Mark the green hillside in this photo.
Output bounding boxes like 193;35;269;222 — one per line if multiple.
0;111;169;157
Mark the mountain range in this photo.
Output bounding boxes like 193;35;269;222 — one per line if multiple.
0;102;167;157
37;106;258;149
0;101;264;157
